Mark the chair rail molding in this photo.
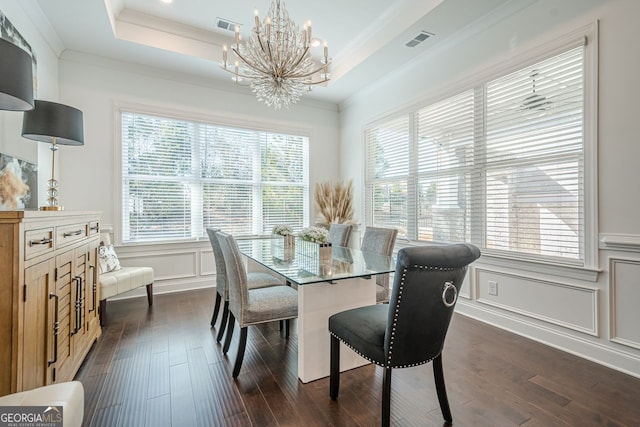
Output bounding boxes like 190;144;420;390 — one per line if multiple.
600;234;640;252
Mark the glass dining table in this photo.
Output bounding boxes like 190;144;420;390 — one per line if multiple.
236;236;395;383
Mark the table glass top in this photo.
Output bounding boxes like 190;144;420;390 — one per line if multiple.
236;236;395;285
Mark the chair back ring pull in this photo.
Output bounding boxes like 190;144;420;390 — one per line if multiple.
442;281;457;308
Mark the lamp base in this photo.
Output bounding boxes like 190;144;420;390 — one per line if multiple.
40;206;64;211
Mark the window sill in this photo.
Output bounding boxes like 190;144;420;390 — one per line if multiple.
477;253;600;282
395;240;600;282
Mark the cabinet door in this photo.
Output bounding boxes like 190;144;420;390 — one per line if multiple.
85;239;100;335
72;245;89;356
22;259;55;390
53;250;75;382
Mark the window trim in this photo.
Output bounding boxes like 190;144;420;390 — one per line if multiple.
114;101;312;246
363;22;598;270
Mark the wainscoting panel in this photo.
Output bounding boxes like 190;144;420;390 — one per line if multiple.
459;267;473;300
200;248;215;276
475;268;598;336
118;249;198;281
609;258;640;350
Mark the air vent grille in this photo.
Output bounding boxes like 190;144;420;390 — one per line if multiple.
216;18;240;32
405;31;434;48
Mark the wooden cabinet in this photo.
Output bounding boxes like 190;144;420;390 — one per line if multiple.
0;211;102;396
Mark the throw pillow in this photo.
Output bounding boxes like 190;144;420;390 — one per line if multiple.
98;244;122;274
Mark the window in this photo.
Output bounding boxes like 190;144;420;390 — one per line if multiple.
120;111;309;243
365;41;592;266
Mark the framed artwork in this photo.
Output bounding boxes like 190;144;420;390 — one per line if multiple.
0;9;37;96
0;153;38;210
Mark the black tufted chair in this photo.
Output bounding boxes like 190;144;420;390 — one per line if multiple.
328;243;481;426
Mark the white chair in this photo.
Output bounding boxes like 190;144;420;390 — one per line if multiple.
328;223;353;247
0;381;84;427
360;226;398;303
98;232;153;325
216;231;297;378
206;228;284;342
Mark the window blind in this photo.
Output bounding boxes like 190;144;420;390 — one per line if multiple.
121;112;309;243
416;89;475;243
484;46;584;260
364;43;587;264
365;116;410;238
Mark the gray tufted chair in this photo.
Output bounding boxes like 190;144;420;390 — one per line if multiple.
328;243;481;426
360;226;398;303
216;231;298;378
328;223;353;247
206;228;284;342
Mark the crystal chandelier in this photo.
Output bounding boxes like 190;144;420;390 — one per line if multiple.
220;0;331;109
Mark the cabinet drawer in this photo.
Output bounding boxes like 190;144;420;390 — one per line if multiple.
56;223;88;248
25;228;54;260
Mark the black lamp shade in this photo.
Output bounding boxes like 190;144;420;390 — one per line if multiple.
22;100;84;146
0;37;34;111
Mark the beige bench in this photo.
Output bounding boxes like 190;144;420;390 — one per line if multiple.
0;381;84;427
99;233;153;325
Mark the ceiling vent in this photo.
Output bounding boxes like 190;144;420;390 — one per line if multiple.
405;31;434;48
216;18;240;32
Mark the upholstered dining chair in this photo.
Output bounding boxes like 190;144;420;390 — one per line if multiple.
328;223;353;247
206;228;284;342
216;231;298;378
328;243;481;426
360;226;398;303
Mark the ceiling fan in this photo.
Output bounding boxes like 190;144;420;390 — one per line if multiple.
519;70;553;112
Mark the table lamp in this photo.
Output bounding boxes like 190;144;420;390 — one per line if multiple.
21;100;84;210
0;37;34;111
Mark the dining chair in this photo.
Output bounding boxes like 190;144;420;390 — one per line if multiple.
328;223;353;247
216;231;298;378
207;228;285;343
360;226;398;303
328;243;480;426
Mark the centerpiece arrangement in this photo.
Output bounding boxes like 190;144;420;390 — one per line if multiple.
272;224;295;262
298;226;332;264
315;179;356;227
272;224;295;247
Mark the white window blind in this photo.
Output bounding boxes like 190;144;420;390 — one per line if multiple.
121;112;309;243
365;116;410;238
416;90;475;243
484;46;584;260
365;43;588;264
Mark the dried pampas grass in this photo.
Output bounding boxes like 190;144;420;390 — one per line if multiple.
315;180;355;225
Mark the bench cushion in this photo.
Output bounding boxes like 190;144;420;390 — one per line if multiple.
0;381;84;427
100;266;154;300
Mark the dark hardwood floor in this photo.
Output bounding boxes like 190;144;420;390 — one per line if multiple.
75;288;640;426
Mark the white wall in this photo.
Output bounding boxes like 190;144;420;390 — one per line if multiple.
339;0;640;378
57;53;340;295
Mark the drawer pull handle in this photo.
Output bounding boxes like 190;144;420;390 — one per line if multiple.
48;293;59;367
63;230;83;237
88;265;97;313
29;238;52;246
89;224;100;232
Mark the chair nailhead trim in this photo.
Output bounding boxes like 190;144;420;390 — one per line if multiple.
330;332;436;369
331;262;461;369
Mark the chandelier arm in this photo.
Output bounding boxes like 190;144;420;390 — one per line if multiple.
285;63;332;80
219;66;255;79
232;48;273;76
282;47;309;76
